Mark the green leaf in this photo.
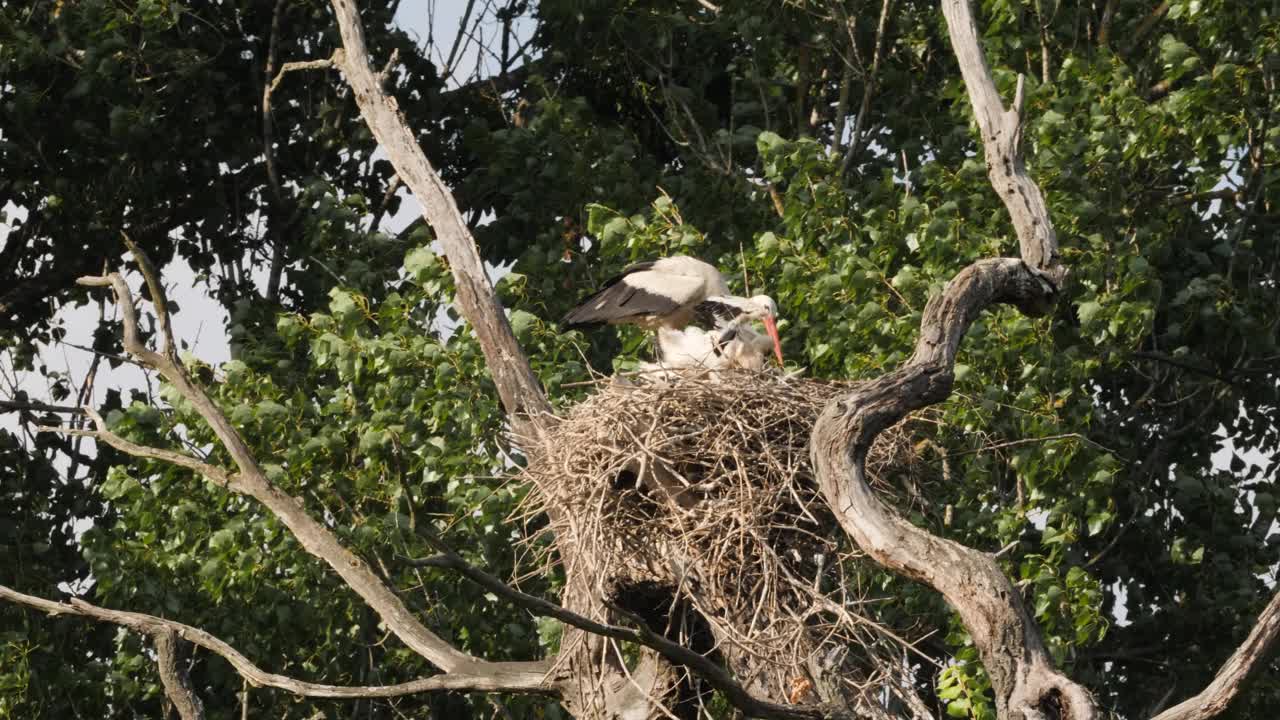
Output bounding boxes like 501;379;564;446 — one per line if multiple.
510;309;538;340
404;245;437;279
946;698;972;718
1077;300;1103;327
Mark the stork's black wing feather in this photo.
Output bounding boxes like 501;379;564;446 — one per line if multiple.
560;262;675;329
691;299;744;329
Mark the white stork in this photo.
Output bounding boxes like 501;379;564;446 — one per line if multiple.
562;255;783;366
561;256;729;330
652;322;778;372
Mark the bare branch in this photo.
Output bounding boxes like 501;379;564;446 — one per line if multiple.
443;0;479;80
1034;0;1051;84
38;407;230;483
263;0;289;205
261;0;292;302
327;0;553;443
411;547;825;720
941;0;1065;288
1097;0;1119;47
1151;588;1280;720
377;48;401;88
75;274;164;367
813;261;1097;720
814;2;1095;719
73;258;541;681
155;630;206;720
267;54;341;101
0;585;555;697
0;399;85;415
120;232;175;359
840;0;894;176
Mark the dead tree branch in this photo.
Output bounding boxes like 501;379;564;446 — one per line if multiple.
263;0;289;205
940;1;1064;290
0;585;554;697
62;254;550;688
155;630;206;720
814;1;1091;719
1150;588;1280;720
34;398;823;718
840;0;894;176
36;229;809;717
413;549;825;720
0;399;85;415
327;0;553;444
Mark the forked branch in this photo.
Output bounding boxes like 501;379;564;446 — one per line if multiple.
33;401;821;718
63;253;550;689
940;1;1064;289
813;1;1088;718
0;585;553;697
33;247;819;719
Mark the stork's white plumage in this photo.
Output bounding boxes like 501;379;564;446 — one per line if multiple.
693;294;783;366
715;325;779;371
562;255;784;369
637;324;777;380
561;256;730;330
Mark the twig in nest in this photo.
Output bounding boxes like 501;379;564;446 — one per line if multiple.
520;373;938;709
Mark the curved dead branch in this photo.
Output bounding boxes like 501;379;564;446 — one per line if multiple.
814;1;1093;718
812;261;1094;720
67;261;549;687
0;585;554;697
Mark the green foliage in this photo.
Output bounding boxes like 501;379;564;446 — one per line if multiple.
937;659;995;720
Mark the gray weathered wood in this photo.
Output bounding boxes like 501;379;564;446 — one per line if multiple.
940;0;1065;291
327;0;553;443
814;1;1092;718
73;268;551;689
0;584;555;697
156;630;206;720
1151;589;1280;720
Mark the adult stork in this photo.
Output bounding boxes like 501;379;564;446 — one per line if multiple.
561;255;783;365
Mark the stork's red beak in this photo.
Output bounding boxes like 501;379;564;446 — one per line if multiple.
763;314;783;366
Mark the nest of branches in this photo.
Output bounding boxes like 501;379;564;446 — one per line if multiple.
521;371;939;708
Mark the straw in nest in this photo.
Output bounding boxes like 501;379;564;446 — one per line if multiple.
521;371;936;707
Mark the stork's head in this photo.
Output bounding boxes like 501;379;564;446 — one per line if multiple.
744;295;783;366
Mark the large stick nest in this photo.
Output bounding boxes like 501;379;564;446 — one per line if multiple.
522;371;938;707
